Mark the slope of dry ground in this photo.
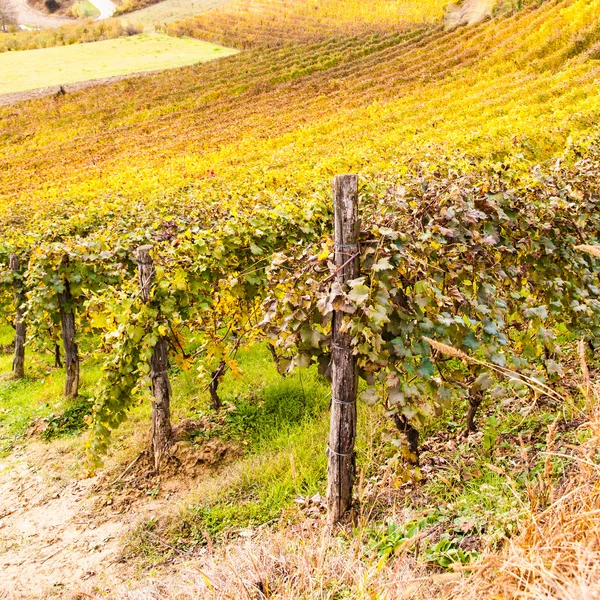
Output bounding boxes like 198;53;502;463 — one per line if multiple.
0;435;233;599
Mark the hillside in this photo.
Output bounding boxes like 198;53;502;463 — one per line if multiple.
2;0;599;227
2;0;600;598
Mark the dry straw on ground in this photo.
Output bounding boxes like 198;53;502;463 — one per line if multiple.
115;523;431;599
447;369;600;600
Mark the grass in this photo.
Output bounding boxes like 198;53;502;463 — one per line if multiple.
0;333;332;539
120;373;594;599
71;0;101;18
131;346;332;554
0;332;596;599
41;395;94;441
170;417;329;545
0;331;105;455
130;364;581;570
447;388;600;600
0;33;238;95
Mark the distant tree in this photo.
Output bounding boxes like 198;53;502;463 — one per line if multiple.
45;0;59;13
0;0;17;32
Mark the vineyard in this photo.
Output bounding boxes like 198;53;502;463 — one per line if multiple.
2;0;600;597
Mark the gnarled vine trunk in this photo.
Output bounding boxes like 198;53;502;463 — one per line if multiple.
57;268;79;398
209;360;226;411
10;255;26;380
136;244;173;472
465;389;483;434
54;343;63;368
393;413;419;465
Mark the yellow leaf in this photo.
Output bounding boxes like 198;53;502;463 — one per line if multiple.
317;244;331;261
174;353;192;372
91;311;108;329
226;357;243;379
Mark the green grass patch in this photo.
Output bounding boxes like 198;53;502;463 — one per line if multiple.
0;344;104;455
0;325;106;454
0;320;581;576
170;344;330;450
0;34;238;95
133;416;328;558
129;347;331;560
363;392;586;570
0;327;13;347
41;395;94;441
71;0;100;18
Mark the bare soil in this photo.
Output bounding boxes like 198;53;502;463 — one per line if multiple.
0;434;238;599
5;0;73;27
27;0;76;19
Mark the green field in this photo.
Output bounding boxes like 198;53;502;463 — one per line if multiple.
0;33;238;95
71;0;100;18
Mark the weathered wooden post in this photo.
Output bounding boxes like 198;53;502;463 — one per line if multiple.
327;174;360;524
57;256;79;398
136;245;172;472
10;254;26;379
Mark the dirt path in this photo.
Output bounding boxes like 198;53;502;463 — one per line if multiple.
0;441;201;599
6;0;73;28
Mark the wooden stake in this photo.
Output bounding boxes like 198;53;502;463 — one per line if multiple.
136;245;172;472
9;254;26;379
57;256;79;398
327;174;359;524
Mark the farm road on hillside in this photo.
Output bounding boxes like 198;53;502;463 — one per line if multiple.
6;0;72;27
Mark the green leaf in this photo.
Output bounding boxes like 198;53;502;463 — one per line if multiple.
418;358;435;379
373;257;392;272
473;372;494;391
360;387;379;406
347;280;370;305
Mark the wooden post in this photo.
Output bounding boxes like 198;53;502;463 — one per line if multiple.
136;245;173;472
9;255;26;379
57;257;79;398
327;174;359;524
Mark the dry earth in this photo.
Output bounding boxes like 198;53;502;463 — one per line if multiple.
6;0;73;27
0;434;234;599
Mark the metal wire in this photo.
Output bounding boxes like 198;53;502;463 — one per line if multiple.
327;446;354;458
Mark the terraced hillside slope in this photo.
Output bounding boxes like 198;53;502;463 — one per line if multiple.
1;0;599;229
165;0;449;46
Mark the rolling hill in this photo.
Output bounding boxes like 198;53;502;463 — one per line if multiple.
2;1;600;598
1;0;599;231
